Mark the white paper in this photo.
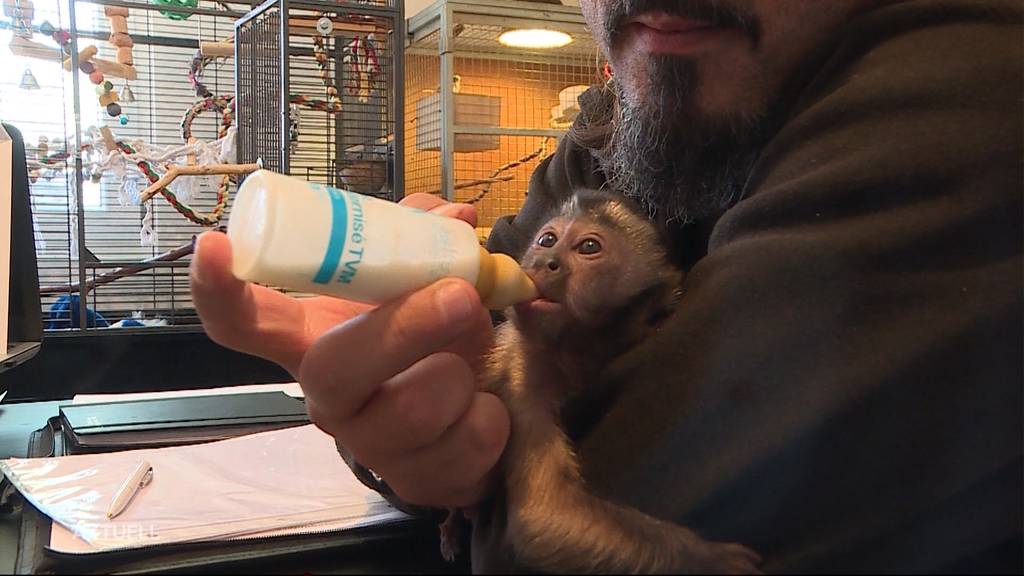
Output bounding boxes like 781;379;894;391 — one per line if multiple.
48;513;404;555
1;425;408;553
0;125;13;356
72;382;305;405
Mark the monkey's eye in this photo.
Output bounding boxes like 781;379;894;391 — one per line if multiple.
537;232;558;248
577;238;602;255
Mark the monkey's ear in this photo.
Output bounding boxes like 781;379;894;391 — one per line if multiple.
615;275;682;333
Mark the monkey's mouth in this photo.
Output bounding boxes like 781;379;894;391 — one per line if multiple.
515;296;563;316
518;273;565;314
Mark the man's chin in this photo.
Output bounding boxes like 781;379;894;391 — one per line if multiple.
602;75;768;221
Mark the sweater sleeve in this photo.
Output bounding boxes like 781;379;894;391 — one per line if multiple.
567;2;1021;573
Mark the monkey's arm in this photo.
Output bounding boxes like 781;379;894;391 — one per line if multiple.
501;405;760;574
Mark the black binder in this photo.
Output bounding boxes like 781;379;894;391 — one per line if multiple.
58;392;309;452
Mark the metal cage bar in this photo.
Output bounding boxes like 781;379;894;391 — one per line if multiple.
16;0;377;334
234;0;403;200
405;0;601;228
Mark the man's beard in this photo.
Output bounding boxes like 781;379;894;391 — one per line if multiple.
571;58;770;225
570;0;771;225
605;59;768;224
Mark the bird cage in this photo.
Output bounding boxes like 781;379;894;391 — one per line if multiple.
405;0;602;234
7;0;248;333
234;0;404;200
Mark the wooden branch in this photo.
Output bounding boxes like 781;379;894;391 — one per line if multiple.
9;38;137;80
60;45;98;70
424;174;515;196
200;41;233;58
139;163;261;203
452;174;515;190
9;38;136;80
99;127;116;151
88;58;137;80
8;36;60;60
186;136;197;166
38;237;203;295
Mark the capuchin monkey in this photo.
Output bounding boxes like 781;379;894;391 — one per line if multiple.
441;189;762;574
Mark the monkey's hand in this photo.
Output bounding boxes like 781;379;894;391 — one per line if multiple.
439;508;466;562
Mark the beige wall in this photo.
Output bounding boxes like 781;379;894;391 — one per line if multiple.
406;0;434;18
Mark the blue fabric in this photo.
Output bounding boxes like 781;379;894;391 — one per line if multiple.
47;294;109;329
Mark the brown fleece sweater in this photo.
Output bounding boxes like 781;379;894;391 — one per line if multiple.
471;1;1022;572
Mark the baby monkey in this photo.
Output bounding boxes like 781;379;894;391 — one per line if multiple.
442;189;762;574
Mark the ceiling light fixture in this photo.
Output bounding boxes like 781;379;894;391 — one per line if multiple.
497;29;573;49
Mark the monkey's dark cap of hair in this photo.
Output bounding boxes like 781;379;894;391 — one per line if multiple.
563;188;642;217
562;188;669;248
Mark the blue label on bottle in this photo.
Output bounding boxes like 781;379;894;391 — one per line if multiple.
313;185;349;284
336;191;365;285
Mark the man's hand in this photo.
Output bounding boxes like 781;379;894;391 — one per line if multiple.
190;194;509;508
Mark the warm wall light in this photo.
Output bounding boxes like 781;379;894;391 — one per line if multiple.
497;29;573;49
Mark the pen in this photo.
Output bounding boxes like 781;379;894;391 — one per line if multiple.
106;460;154;519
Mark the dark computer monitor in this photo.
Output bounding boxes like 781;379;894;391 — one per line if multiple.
2;122;42;376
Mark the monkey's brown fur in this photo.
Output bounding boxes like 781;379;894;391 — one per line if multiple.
442;190;762;574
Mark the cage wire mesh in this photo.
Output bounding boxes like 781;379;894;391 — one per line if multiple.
4;0;78;329
235;0;402;199
7;0;402;334
10;0;248;332
405;0;602;233
10;0;589;333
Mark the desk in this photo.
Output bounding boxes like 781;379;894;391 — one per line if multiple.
0;400;469;574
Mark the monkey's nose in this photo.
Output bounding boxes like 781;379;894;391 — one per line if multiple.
546;258;559;272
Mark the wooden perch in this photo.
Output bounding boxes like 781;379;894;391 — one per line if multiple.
425;174;515;196
8;36;59;60
60;45;97;70
9;37;137;80
139;163;261;203
200;41;233;58
38;237;205;295
186;136;197;166
84;58;137;80
99;127;116;151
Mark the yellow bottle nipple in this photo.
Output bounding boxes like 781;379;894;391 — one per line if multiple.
475;247;538;310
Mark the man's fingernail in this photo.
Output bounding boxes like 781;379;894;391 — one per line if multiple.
437;281;475;326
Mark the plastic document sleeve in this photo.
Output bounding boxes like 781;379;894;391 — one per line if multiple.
0;424;409;554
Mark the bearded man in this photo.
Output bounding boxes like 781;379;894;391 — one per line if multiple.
191;0;1022;571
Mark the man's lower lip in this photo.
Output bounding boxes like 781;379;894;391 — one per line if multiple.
623;23;731;55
